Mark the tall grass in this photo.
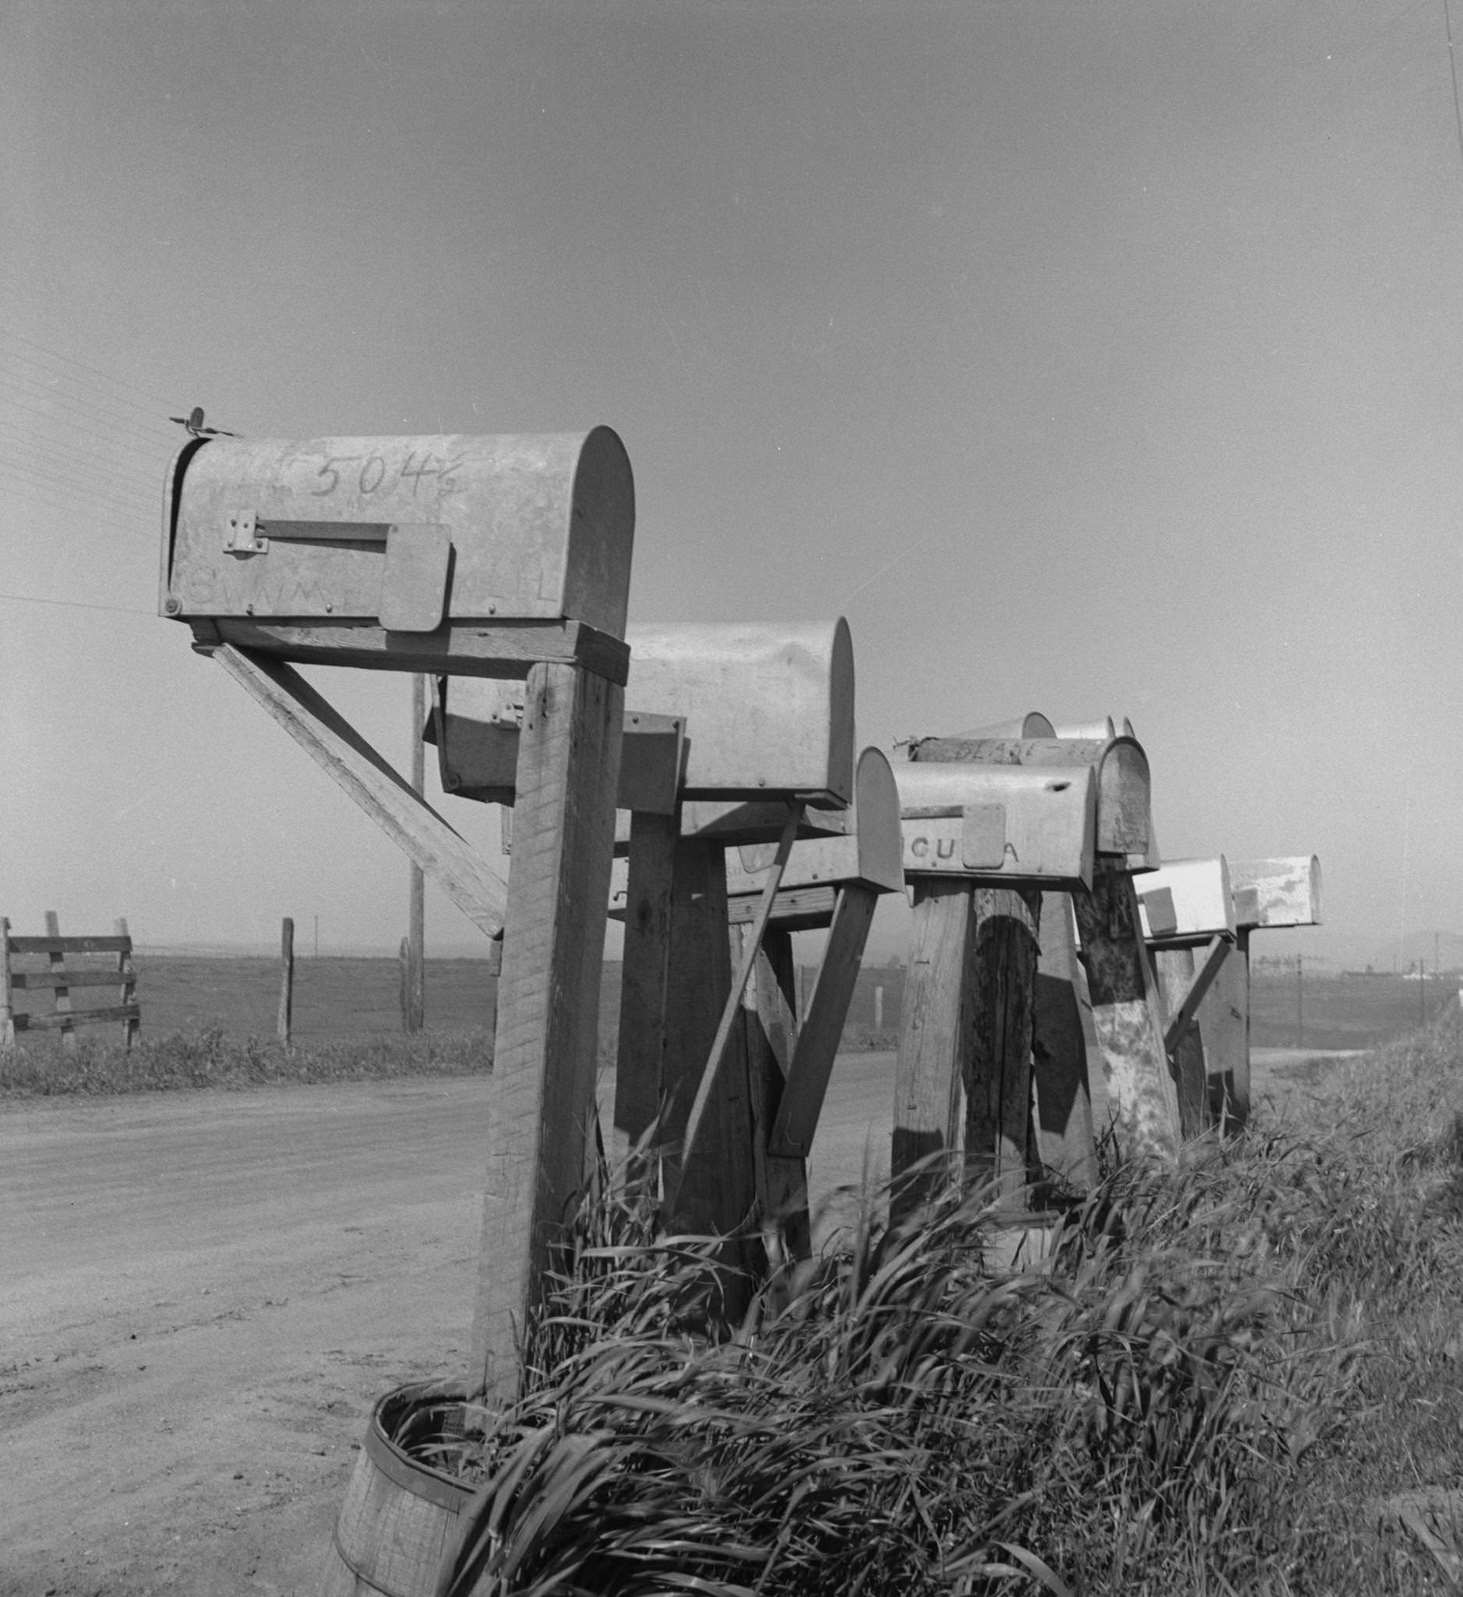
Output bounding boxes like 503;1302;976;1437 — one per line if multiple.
388;1014;1463;1597
0;1024;494;1097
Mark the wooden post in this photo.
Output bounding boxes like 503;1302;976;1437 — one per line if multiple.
966;887;1042;1205
45;912;74;1051
0;917;13;1049
114;917;138;1050
278;917;295;1047
892;880;973;1222
1200;929;1251;1130
1071;862;1181;1161
404;674;427;1033
658;838;760;1316
1155;947;1210;1137
471;660;624;1399
613;811;680;1152
743;927;808;1266
1032;893;1100;1193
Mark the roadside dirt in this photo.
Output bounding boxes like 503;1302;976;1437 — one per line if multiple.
1;1047;1329;1595
0;1059;896;1597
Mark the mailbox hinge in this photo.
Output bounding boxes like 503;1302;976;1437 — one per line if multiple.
223;510;268;555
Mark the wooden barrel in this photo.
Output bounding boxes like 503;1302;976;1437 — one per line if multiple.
323;1383;475;1597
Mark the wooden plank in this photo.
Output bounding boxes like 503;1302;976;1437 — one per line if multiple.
613;810;678;1145
470;660;624;1400
1154;946;1211;1138
1162;935;1231;1056
1197;929;1251;1130
7;936;132;955
891;880;973;1222
966;887;1041;1204
657;838;761;1316
743;927;809;1265
191;615;631;686
11;968;136;990
726;883;839;931
677;810;799;1197
1032;893;1099;1193
209;645;508;939
770;883;879;1159
1071;863;1181;1161
15;1004;141;1032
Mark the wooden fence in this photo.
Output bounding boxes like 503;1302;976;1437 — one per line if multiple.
1;912;140;1049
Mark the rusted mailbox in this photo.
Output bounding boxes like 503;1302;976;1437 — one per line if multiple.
161;430;635;674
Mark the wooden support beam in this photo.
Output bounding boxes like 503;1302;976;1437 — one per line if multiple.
1071;861;1181;1161
768;884;879;1161
1032;893;1100;1193
1154;946;1209;1138
1198;928;1251;1130
891;880;973;1222
209;644;507;939
1163;934;1231;1054
613;811;679;1146
470;660;624;1399
743;928;809;1266
966;887;1042;1205
45;912;74;1051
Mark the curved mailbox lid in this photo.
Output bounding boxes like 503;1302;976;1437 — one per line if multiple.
624;620;854;807
163;428;634;636
905;734;1150;858
895;761;1097;889
1227;856;1322;929
724;748;904;898
1052;717;1115;739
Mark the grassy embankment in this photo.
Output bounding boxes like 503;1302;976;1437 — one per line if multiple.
408;1019;1463;1597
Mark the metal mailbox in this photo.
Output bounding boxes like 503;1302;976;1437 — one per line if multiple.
434;619;854;809
724;748;905;900
906;734;1152;859
895;762;1097;889
1136;857;1236;946
161;429;634;672
1227;856;1322;929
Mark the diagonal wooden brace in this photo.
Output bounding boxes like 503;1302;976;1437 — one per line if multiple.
1162;933;1232;1055
674;806;801;1199
208;644;507;939
769;883;879;1159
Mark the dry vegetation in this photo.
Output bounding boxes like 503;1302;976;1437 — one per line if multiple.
406;1019;1463;1596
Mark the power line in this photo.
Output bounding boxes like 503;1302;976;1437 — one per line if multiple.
0;588;155;618
0;367;180;449
1444;0;1463;180
0;429;161;504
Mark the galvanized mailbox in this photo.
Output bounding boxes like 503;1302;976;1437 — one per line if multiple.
1227;856;1322;929
906;734;1152;859
433;618;854;809
895;762;1098;889
161;429;634;674
1136;857;1236;946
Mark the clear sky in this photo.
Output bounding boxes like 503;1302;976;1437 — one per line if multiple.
3;0;1460;968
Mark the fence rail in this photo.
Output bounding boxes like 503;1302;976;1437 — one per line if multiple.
1;913;140;1049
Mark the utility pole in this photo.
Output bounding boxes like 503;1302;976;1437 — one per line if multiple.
1295;953;1303;1049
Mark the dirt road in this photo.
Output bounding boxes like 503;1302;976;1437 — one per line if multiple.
1;1058;894;1597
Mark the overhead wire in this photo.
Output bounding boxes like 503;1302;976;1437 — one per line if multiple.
0;588;155;618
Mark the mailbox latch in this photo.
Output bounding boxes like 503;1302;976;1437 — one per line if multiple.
223;510;268;556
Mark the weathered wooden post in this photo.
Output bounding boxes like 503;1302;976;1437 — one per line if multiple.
721;747;904;1262
0;918;14;1050
278;916;294;1046
44;912;75;1051
1135;856;1239;1138
434;619;860;1313
114;918;139;1050
905;733;1177;1165
891;753;1098;1219
1197;856;1322;1128
161;427;635;1400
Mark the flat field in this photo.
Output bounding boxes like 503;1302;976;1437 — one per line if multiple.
10;952;1440;1056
